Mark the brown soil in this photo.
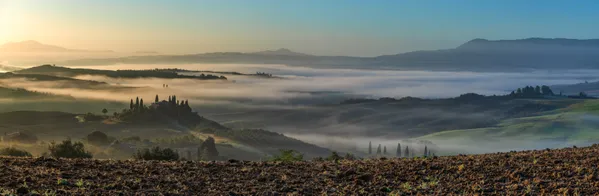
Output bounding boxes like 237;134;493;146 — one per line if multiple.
1;145;599;195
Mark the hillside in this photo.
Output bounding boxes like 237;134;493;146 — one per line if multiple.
0;72;131;91
0;97;330;160
61;38;599;72
417;99;599;154
0;87;72;100
1;144;598;194
552;81;599;97
206;94;582;138
16;65;227;80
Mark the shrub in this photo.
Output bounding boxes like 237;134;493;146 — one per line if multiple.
86;131;110;146
133;146;179;161
344;153;357;160
48;139;93;158
326;151;343;161
271;149;303;162
0;147;32;157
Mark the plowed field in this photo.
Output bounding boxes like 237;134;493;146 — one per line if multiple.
2;145;599;195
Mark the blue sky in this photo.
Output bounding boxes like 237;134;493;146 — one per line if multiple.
1;0;598;56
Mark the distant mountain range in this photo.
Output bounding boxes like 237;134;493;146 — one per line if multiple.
5;38;599;71
0;40;114;53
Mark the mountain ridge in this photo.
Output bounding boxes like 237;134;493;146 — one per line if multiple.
10;38;599;71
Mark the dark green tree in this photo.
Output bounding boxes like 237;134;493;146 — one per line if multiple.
48;139;92;158
541;85;554;95
133;146;179;161
155;95;159;103
376;144;381;155
396;143;401;157
199;137;219;160
405;146;410;158
383;146;387;154
516;88;522;95
368;141;372;154
135;97;140;111
535;86;541;95
86;131;110;146
130;99;134;110
102;108;108;115
424;145;428;157
140;99;144;112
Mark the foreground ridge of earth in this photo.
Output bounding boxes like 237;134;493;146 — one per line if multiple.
2;145;599;195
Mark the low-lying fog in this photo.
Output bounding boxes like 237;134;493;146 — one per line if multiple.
5;63;599;155
71;63;599;99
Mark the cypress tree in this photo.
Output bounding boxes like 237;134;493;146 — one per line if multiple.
405;146;410;158
396;143;401;157
368;141;372;154
424;145;428;157
376;144;381;155
168;96;172;103
130;99;134;110
155;95;159;103
140;99;144;112
383;146;387;154
135;97;140;111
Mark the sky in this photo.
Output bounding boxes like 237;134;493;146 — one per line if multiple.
1;0;599;56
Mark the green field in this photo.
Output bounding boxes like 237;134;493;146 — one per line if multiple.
417;100;599;154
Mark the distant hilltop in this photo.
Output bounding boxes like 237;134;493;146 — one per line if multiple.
0;40;114;53
457;38;599;52
251;48;311;56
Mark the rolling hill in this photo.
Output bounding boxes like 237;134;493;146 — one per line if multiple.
417;99;599;154
16;64;227;80
0;104;331;160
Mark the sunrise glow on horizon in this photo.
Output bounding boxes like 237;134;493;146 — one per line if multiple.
2;0;599;56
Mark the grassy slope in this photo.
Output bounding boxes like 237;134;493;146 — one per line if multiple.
418;100;599;153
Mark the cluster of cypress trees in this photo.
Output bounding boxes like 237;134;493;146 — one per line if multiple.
127;94;192;115
368;141;434;158
129;97;147;113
